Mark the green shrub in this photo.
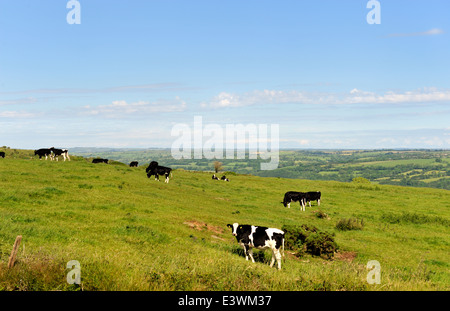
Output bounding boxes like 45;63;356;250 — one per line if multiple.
305;231;338;259
352;177;371;183
282;224;338;259
282;224;311;255
313;210;329;219
335;218;364;231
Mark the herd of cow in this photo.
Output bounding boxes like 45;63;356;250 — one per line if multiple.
34;147;71;161
32;148;174;184
3;148;323;270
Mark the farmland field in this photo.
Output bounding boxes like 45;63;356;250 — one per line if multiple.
0;149;449;291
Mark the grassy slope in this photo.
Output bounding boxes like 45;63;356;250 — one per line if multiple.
0;154;449;291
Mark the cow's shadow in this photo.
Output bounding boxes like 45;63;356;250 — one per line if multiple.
231;246;269;264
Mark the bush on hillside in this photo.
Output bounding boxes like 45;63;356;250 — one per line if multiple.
335;218;364;231
304;231;338;259
282;224;338;259
352;177;371;183
313;210;329;219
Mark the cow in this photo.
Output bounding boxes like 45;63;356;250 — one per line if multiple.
129;161;139;167
34;148;52;160
0;151;5;158
221;175;230;182
49;147;70;161
282;191;307;211
305;191;321;207
92;158;108;164
212;174;220;180
227;223;285;270
146;161;172;183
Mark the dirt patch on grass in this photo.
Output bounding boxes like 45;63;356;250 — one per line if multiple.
335;251;357;263
183;220;224;235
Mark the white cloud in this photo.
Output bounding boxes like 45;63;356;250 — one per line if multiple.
0;97;38;106
0;110;38;118
345;87;450;104
83;97;187;118
202;87;450;108
387;28;445;37
201;90;312;108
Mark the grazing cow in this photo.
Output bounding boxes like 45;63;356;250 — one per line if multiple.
0;151;5;158
221;175;230;182
34;148;52;160
212;174;220;180
49;147;70;161
305;191;321;207
129;161;139;167
92;158;108;164
282;191;307;211
227;223;285;270
146;161;172;183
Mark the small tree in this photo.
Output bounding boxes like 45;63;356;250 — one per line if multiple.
214;161;223;173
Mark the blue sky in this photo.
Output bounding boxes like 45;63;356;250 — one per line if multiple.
0;0;449;149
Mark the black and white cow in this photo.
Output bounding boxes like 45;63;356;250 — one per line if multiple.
129;161;139;167
282;191;307;211
0;151;5;158
92;158;108;164
227;223;285;270
221;175;230;182
50;147;70;161
146;161;172;183
34;148;52;160
212;174;220;180
305;191;321;207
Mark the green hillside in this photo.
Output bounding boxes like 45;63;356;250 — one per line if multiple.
68;147;450;190
0;151;449;291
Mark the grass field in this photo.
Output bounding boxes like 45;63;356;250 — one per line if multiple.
0;151;449;291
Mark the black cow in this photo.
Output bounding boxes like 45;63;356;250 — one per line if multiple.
0;151;5;158
146;161;172;183
212;174;220;180
221;175;230;182
34;148;52;160
282;191;307;211
227;223;285;270
129;161;139;167
50;147;70;161
92;158;108;164
305;191;321;207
